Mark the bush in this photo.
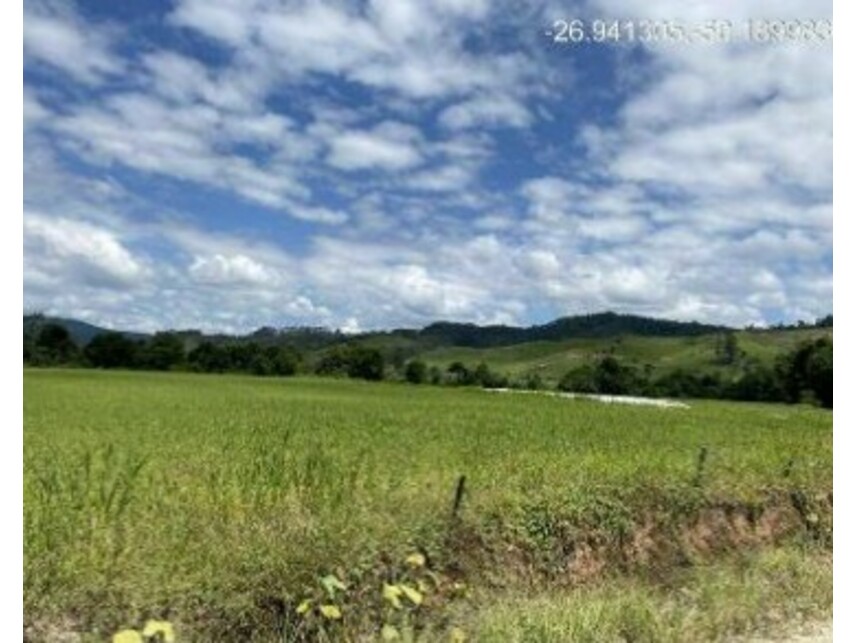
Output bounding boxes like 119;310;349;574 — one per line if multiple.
404;360;428;384
559;357;644;396
776;338;832;408
473;362;508;389
85;332;140;369
558;365;598;393
32;323;80;365
139;332;186;371
316;345;385;381
187;341;230;373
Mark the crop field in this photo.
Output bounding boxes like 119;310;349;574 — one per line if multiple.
24;370;832;641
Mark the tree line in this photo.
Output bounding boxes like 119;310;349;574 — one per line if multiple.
552;337;832;408
24;321;303;376
24;318;832;408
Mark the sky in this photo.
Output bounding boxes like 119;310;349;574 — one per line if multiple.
23;0;832;334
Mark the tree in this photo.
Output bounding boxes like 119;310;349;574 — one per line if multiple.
806;340;832;408
251;345;301;376
559;356;644;395
724;363;784;403
558;364;598;393
651;369;723;399
524;373;544;390
447;361;472;386
35;323;79;364
473;362;507;389
140;332;186;371
404;360;428;384
187;341;230;373
593;356;641;395
315;346;351;376
346;346;384;381
85;332;139;369
777;338;832;407
315;345;384;381
269;345;302;376
428;366;443;385
714;332;740;365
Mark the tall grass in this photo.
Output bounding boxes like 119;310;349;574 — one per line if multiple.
24;370;832;638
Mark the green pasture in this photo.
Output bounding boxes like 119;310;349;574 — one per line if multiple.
418;328;832;384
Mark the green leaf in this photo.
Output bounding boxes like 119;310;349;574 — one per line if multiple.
296;599;313;615
320;574;347;598
381;624;400;640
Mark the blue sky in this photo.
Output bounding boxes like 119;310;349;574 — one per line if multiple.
24;0;832;333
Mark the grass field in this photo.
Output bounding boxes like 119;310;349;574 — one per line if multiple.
24;369;832;641
417;328;832;385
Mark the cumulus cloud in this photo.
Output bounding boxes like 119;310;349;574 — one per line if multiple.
24;213;147;290
22;0;832;331
189;254;283;287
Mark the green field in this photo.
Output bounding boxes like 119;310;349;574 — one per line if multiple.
416;328;832;385
24;370;832;641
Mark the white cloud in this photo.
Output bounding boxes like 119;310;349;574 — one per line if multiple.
142;51;269;113
24;2;122;84
50;92;320;217
168;0;256;47
405;165;476;192
22;0;831;331
24;89;50;128
170;0;541;103
439;95;533;130
189;254;283;287
325;122;425;171
24;213;147;290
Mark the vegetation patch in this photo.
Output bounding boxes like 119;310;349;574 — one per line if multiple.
24;371;831;640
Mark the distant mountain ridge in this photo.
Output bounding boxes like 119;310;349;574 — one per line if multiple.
25;311;730;349
23;315;148;345
415;312;729;348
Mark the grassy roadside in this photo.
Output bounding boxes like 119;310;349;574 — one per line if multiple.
462;546;832;642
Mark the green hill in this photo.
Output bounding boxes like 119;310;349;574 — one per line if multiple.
412;327;832;385
23;314;148;345
25;310;832;387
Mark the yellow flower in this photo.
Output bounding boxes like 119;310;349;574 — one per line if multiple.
405;552;426;568
382;583;403;609
400;584;423;606
142;620;175;643
112;630;143;643
296;599;313;615
319;604;342;620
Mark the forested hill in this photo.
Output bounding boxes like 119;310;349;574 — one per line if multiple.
416;312;728;348
25;310;830;352
22;315;148;345
26;311;727;349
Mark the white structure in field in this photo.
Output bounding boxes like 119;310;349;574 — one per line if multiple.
485;388;691;409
